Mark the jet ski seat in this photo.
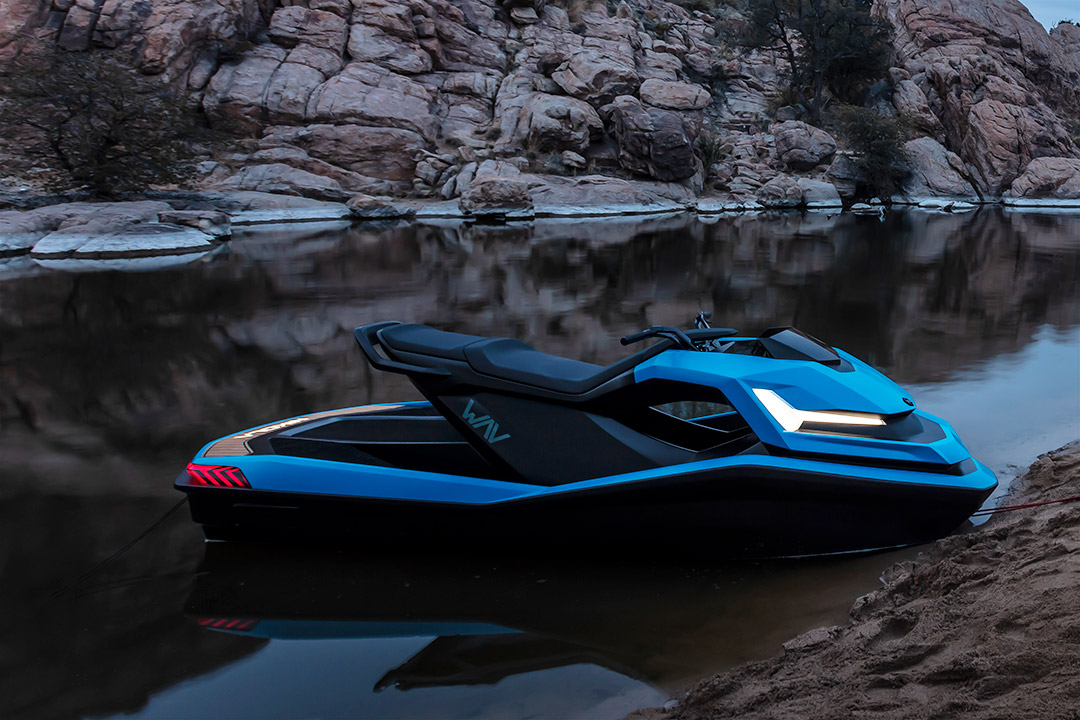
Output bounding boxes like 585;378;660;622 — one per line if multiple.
464;339;605;394
376;323;662;395
378;323;483;361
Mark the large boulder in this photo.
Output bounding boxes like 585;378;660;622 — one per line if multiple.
0;200;176;254
261;124;425;185
607;96;698;182
639;79;711;110
901;137;980;199
216;163;350;202
346;22;432;75
347;193;414;219
773;121;837;171
756;174;804;208
459;176;534;217
31;223;214;259
891;78;944;140
268;7;348;52
797;178;843;208
826;154;862;200
518;93;603;153
304;62;437;139
551;49;640;105
157;210;232;237
527;174;695;210
1006;158;1080;200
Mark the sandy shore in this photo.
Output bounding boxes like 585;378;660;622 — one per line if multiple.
630;441;1080;720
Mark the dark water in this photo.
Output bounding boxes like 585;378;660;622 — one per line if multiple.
1;207;1078;720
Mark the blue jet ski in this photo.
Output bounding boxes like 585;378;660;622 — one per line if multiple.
176;313;997;555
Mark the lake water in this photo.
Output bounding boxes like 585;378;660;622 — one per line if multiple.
2;207;1078;719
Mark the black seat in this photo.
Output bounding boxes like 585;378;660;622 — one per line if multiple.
366;322;672;396
379;323;484;360
465;339;607;394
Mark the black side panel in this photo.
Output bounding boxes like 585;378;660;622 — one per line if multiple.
437;393;683;485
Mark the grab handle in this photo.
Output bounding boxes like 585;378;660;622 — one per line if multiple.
354;323;451;378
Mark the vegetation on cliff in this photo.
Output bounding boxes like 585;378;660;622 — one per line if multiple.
0;44;201;197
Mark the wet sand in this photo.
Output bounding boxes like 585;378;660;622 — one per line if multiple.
631;442;1080;720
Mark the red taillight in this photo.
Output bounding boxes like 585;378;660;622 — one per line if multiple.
186;462;251;488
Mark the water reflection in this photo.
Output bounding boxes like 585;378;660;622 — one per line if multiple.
1;207;1078;720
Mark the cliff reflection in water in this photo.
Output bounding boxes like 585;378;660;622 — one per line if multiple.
1;207;1078;720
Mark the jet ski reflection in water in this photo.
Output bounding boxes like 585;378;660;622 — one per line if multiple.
176;312;996;555
186;542;921;693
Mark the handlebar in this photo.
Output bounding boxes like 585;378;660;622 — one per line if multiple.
620;327;663;346
620;326;696;350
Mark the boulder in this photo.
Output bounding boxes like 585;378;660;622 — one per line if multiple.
268;7;347;53
216;164;350;202
0;200;177;255
756;174;803;208
607;96;698;182
527;174;694;214
251;146;395;195
203;46;289;134
510;7;540;24
459;176;534;218
1006;158;1080;200
518;93;603;153
305;63;437;139
900;137;980;199
261;124;425;184
827;154;862;200
639;79;711;110
561;150;587;170
31;223;214;259
551;50;640;105
797;179;843;208
346;23;432;75
891;79;943;139
157;210;232;237
347;194;415;219
773;121;837;171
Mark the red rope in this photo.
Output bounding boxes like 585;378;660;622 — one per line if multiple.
970;495;1080;516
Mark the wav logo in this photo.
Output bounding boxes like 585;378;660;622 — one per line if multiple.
461;399;511;444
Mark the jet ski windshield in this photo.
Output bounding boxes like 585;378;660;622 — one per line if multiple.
756;327;847;367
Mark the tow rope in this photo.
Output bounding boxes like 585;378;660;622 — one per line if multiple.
44;496;189;604
971;494;1080;517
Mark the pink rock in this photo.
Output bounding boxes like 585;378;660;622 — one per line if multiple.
1007;157;1080;199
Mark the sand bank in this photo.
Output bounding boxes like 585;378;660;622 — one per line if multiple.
632;442;1080;720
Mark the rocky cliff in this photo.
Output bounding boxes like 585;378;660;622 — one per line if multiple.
1;0;1078;207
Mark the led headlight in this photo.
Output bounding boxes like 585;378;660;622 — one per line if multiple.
752;388;886;433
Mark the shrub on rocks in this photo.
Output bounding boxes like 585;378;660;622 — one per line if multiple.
0;45;203;197
828;104;910;199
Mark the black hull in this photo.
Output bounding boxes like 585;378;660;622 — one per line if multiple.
178;466;992;557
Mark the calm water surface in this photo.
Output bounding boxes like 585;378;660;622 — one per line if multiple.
1;208;1078;720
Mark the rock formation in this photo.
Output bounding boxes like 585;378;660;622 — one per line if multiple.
1;0;1077;208
877;0;1080;198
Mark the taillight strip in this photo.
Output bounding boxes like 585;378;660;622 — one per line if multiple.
186;463;251;488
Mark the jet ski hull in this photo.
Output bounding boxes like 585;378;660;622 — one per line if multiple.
178;455;995;556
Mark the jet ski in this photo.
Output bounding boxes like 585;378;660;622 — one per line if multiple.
176;313;997;555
